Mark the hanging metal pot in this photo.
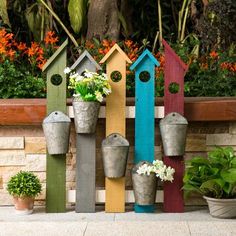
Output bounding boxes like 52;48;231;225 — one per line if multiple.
102;133;129;178
160;112;188;156
43;111;71;155
73;100;100;134
132;161;157;205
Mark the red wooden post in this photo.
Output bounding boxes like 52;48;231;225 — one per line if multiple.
162;39;188;212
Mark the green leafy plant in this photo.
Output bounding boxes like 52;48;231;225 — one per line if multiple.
183;147;236;199
66;68;111;102
7;171;42;198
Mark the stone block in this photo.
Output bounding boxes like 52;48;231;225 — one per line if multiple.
206;134;236;146
0;176;3;189
186;134;206;152
25;154;46;171
35;183;46;200
34;172;46;183
0;166;23;183
0;150;25;166
229;122;236;134
25;137;46;154
0;126;44;137
66;169;76;182
0;189;12;205
0;137;24;150
187;121;229;134
66;181;76;190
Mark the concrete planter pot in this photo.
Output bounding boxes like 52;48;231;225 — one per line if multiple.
73;100;100;134
204;196;236;218
13;196;34;215
132;162;157;205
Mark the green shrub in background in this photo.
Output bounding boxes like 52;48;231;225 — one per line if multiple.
0;60;46;98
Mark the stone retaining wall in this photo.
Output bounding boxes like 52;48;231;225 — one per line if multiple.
0;121;235;206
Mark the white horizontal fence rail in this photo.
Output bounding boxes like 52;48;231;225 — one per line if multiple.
67;106;165;119
67;190;163;203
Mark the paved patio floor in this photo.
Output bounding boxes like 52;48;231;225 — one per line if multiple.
0;205;235;236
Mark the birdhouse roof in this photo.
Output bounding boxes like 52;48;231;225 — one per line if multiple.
130;49;159;70
162;39;188;71
100;44;132;64
42;39;68;72
70;50;102;70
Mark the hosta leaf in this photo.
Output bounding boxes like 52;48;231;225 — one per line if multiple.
221;169;236;184
68;0;85;34
200;179;223;198
231;157;236;167
0;0;11;26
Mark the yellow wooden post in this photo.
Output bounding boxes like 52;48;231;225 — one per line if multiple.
100;44;131;212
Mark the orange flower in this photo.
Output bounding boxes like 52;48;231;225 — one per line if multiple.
124;40;133;48
102;39;110;48
17;42;27;51
37;59;47;70
44;31;58;45
7;49;16;60
210;51;218;59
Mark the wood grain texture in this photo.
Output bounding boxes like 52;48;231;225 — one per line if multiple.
76;134;96;212
73;50;100;213
163;40;187;213
130;50;158;213
101;45;130;213
0;98;236;125
45;43;67;213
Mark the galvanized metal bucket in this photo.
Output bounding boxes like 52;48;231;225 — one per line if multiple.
102;133;129;178
43;111;71;155
160;112;188;156
73;100;100;134
132;161;157;205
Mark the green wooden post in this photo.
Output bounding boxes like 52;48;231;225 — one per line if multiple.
42;39;68;213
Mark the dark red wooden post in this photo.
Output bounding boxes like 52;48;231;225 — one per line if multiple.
162;39;188;212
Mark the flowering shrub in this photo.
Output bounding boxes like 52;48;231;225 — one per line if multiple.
184;50;236;96
0;28;58;98
136;160;175;182
66;68;111;102
79;39;164;96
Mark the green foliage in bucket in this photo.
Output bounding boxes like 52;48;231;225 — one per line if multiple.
183;147;236;199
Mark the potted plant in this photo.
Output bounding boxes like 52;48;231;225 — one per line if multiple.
132;160;175;205
183;146;236;218
7;171;42;215
66;68;111;133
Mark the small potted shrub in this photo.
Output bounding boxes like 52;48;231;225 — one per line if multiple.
65;68;111;134
7;171;42;215
132;160;175;205
183;147;236;218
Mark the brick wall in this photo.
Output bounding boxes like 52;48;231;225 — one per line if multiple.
0;121;235;206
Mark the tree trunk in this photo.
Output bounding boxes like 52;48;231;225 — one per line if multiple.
86;0;120;40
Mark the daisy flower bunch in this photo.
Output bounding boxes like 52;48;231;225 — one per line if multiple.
65;68;111;102
137;160;175;182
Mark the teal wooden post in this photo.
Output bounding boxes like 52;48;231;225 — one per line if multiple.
70;50;101;213
130;49;159;213
42;39;68;213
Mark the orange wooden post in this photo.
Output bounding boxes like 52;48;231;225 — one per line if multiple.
100;44;131;212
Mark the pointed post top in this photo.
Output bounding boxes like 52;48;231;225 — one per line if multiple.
162;39;188;71
130;49;159;71
70;50;102;71
100;43;132;64
42;39;68;72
